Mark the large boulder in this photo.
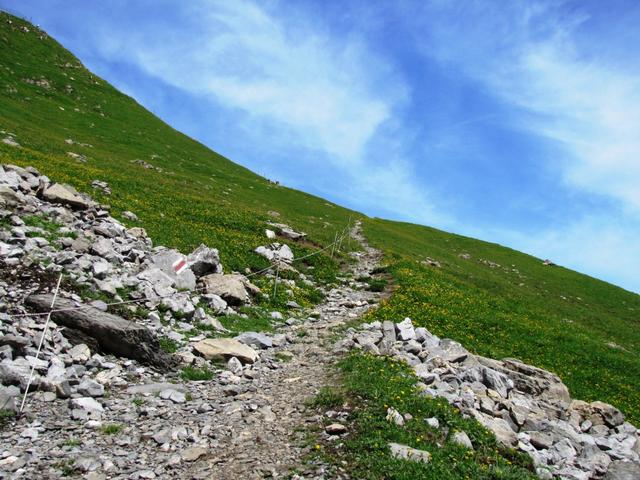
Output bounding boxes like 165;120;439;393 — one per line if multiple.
200;274;259;305
187;244;222;277
193;338;258;364
26;295;173;368
42;183;92;210
477;357;571;405
149;249;197;291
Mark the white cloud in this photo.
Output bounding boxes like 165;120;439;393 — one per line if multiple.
109;0;405;165
416;1;640;214
85;0;452;226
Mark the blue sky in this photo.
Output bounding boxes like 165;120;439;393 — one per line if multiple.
3;0;640;293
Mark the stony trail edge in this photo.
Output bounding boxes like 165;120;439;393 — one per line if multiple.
198;223;384;479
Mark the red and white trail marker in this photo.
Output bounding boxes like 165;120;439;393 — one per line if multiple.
172;257;188;275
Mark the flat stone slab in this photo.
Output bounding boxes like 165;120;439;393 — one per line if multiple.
193;338;258;364
26;295;172;368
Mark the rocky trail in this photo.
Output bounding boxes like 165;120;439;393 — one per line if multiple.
4;224;382;480
0;161;386;479
206;225;383;479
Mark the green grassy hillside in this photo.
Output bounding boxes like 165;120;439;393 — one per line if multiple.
1;7;638;430
0;11;360;282
363;219;640;422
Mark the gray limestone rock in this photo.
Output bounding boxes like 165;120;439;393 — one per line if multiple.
388;443;431;463
187;244;222;277
26;295;173;367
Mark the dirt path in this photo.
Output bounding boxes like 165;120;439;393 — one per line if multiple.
204;221;383;479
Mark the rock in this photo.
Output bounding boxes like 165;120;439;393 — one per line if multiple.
482;367;514;398
431;339;468;363
529;431;554;450
386;407;405;426
396;318;416;341
265;229;276;239
0;185;26;205
126;383;188;395
267;223;307;241
235;332;273;349
254;243;294;263
200;274;253;305
1;137;19;147
0;169;21;187
152;429;172;445
122;210;138;221
188;244;222;277
592;401;625;428
182;447;207;462
604;461;640;480
160;389;187;404
388;443;431;463
227;357;243;374
20;427;39;440
193;338;259;364
0;357;38;391
426;417;440;429
0;385;20;412
68;343;91;363
149;249;197;291
452;431;474;449
325;423;348;435
26;295;172;367
480;357;571;405
69;397;103;420
92;260;111;279
382;320;397;344
77;379;104;397
0;334;30;350
201;294;228;313
474;413;518;447
42;183;91;209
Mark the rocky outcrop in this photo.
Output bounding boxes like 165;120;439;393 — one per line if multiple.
341;319;640;479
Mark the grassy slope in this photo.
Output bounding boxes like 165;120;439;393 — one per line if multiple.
363;219;640;423
0;12;361;281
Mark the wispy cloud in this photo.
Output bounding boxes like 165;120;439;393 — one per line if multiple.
101;0;404;164
414;0;640;215
83;0;450;225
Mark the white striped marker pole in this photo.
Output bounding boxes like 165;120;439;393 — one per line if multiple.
19;273;63;414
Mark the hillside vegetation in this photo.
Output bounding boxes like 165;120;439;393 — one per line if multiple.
0;11;360;283
363;219;640;423
2;10;639;476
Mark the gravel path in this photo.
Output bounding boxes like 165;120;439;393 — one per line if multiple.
1;222;384;480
